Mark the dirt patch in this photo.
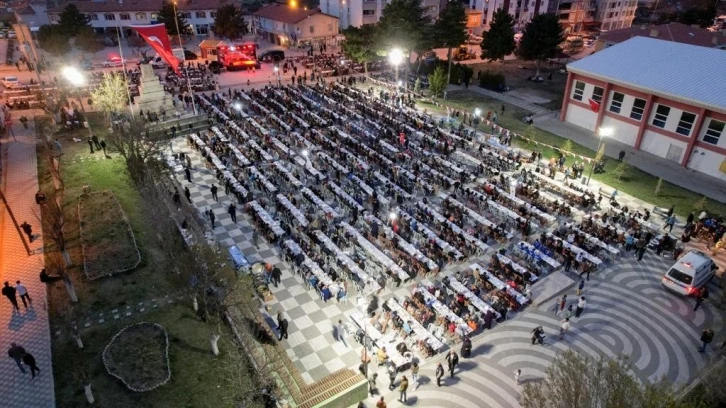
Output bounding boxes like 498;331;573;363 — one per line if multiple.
102;322;171;392
78;190;141;280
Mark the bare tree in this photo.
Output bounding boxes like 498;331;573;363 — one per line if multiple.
106;118;166;183
89;73;129;125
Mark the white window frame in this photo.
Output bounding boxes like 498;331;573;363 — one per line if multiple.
609;92;624;114
676;112;697;136
630;98;646;121
591;86;604;103
119;13;131;20
703;119;725;145
572;81;585;101
87;13;98;21
652;104;670;128
135;12;146;20
104;13;116;21
196;11;206;18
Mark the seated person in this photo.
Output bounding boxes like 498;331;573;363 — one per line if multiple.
401;320;413;336
321;285;332;302
376;347;389;365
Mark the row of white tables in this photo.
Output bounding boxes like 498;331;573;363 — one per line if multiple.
340;222;409;281
311;230;380;294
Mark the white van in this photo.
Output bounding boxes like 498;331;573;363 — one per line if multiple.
662;251;718;296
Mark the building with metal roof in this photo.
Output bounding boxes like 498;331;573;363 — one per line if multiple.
560;36;726;181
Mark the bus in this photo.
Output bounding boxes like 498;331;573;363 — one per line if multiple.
217;42;260;71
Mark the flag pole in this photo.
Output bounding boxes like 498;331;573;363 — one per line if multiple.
117;27;135;118
173;0;198;115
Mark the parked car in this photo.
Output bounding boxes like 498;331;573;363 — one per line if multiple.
258;50;285;63
183;49;198;60
149;56;168;69
1;76;21;89
103;57;126;67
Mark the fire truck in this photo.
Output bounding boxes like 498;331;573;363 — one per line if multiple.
216;42;260;71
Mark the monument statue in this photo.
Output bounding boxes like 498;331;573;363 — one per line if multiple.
135;64;176;114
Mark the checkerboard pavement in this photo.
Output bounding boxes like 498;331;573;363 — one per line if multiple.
0;122;55;407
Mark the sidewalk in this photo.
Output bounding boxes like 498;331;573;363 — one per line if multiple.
535;117;726;204
448;84;553;116
0;121;55;407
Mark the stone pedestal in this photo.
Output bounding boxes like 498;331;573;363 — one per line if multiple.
135;64;176;113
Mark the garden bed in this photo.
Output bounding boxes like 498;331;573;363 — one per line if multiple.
78;190;141;280
102;322;171;392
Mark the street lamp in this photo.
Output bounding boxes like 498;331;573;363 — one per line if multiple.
474;108;482;135
389;48;404;84
62;66;94;137
586;127;613;185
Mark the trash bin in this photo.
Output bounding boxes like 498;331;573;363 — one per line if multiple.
581;177;587;185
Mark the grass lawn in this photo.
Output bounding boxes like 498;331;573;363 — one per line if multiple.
38;114;177;316
417;90;726;218
79;191;141;280
52;305;245;408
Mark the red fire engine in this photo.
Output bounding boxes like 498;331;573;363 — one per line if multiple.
216;42;260;71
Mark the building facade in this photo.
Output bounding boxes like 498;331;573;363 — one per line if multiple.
321;0;442;29
594;0;636;31
560;37;726;180
468;0;550;33
252;3;339;46
46;0;234;38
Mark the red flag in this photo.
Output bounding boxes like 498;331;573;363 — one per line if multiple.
130;24;180;73
588;98;600;113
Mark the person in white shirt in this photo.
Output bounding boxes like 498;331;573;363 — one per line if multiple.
560;318;571;340
15;281;31;309
575;297;586;318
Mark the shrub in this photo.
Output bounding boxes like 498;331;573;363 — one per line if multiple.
479;71;506;91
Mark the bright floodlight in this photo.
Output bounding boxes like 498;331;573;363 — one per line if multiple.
302;149;309;157
274;66;279;72
233;102;242;111
510;179;518;187
397;80;402;87
389;48;404;66
389;212;397;221
62;66;85;86
599;127;613;137
474;108;482;116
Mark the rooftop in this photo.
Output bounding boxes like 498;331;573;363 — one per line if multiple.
567;36;726;113
47;0;240;13
598;22;726;49
252;3;336;24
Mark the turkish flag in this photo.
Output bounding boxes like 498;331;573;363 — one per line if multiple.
130;24;180;73
588;98;601;113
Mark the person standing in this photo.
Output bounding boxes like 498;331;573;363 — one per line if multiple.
91;134;101;149
435;362;445;387
577;280;585;296
338;319;349;347
558;294;567;314
15;281;31;309
185;167;192;183
694;287;709;311
446;350;459;378
664;214;676;233
560;318;571;340
411;362;419;388
20;221;34;242
618;150;625;162
208;208;216;229
253;229;261;249
100;140;107;156
636;239;647;262
514;369;521;385
7;343;26;374
23;351;40;379
278;318;289;340
375;396;387;408
2;282;19;312
575;296;586;318
227;202;237;223
87;137;94;153
699;328;714;352
184;186;191;203
398;375;408;404
210;184;218;201
387;362;397;390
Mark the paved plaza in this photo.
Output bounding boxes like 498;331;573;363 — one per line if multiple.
0;121;55;407
167;81;724;408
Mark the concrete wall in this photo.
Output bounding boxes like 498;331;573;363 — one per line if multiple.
600;115;639;146
640;129;688;162
565;103;597;131
688;148;726;182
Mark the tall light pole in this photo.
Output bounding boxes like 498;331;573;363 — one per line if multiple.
474;108;482;136
62;66;94;137
173;0;197;115
586;127;612;185
389;48;403;86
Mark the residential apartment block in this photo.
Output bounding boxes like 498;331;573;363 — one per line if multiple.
321;0;443;29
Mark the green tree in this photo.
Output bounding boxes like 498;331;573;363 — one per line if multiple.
37;25;71;56
58;4;90;37
521;350;683;408
428;66;447;98
74;26;104;56
90;73;128;124
561;139;573;154
517;13;564;77
654;177;663;196
212;4;249;39
480;8;516;65
434;2;468;85
341;25;377;74
613;162;629;182
157;1;193;37
594;142;606;163
375;0;432;59
679;5;716;28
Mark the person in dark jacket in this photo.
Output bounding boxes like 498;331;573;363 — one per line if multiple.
461;336;472;358
278;318;289;340
22;351;40;378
